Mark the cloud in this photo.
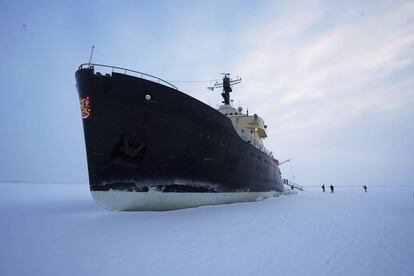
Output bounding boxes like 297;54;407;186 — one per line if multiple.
233;1;414;136
1;0;413;186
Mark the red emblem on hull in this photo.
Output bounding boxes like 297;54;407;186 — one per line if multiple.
80;96;91;119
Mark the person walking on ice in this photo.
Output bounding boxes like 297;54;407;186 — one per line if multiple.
363;185;367;192
330;185;334;193
321;184;325;192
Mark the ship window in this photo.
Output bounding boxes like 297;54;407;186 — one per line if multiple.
250;130;253;134
230;113;233;115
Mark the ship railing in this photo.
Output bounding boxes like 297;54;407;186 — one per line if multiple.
240;133;273;157
78;63;178;90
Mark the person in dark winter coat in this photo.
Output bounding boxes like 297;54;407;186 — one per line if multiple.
330;185;334;193
363;185;367;192
321;184;325;192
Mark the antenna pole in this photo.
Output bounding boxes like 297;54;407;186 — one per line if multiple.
88;45;95;64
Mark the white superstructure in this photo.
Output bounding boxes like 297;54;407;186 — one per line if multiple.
217;105;272;156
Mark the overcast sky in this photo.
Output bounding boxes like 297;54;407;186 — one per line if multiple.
1;0;413;186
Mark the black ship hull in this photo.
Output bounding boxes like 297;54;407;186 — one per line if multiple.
75;64;283;211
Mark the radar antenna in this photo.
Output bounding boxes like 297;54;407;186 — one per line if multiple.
214;73;242;105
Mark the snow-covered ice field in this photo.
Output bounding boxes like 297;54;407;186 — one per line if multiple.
0;183;413;276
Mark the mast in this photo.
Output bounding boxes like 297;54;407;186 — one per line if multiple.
214;73;242;105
